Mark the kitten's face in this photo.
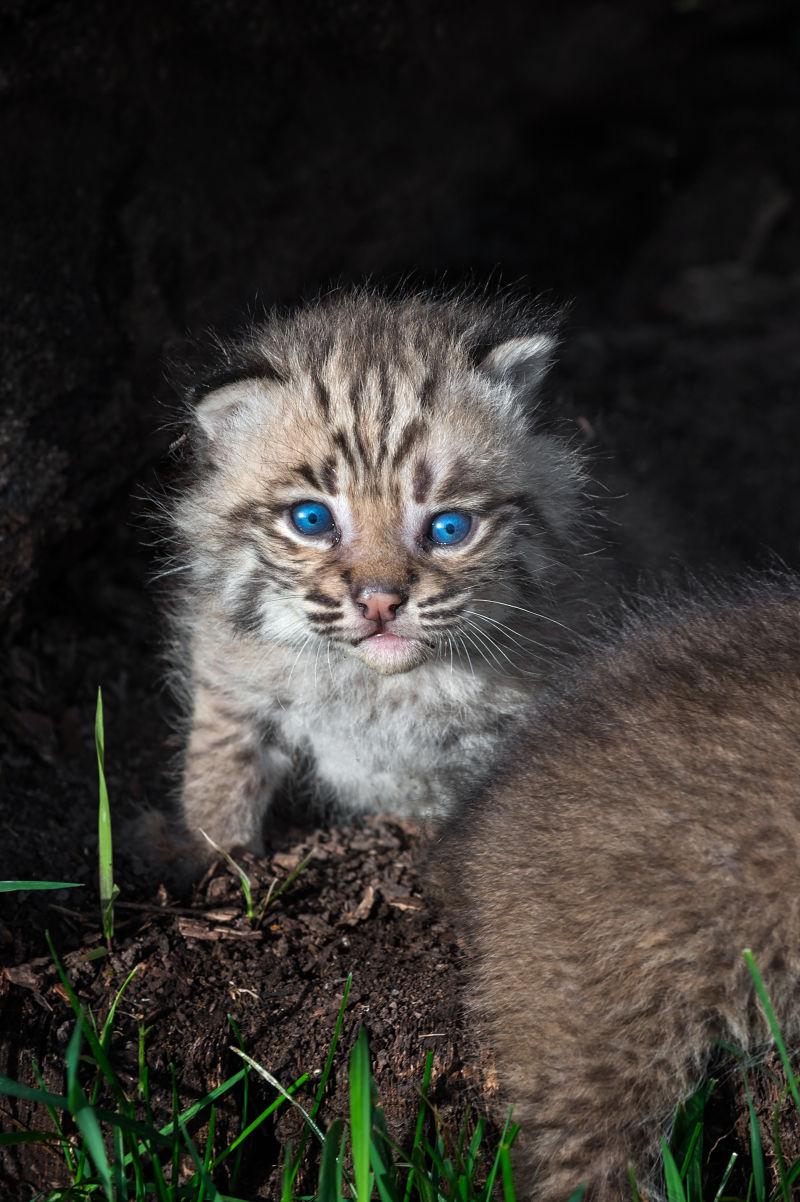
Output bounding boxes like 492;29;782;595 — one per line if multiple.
176;297;584;676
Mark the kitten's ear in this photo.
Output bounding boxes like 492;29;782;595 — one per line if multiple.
192;381;253;441
478;334;557;394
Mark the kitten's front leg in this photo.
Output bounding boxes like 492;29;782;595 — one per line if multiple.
180;683;286;856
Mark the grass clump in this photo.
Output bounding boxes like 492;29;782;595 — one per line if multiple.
0;939;310;1201
2;953;800;1202
198;828;313;925
0;960;518;1201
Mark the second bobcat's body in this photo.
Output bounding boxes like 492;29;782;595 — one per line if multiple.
441;579;800;1200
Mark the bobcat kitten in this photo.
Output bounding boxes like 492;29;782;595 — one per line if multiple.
440;577;800;1201
167;289;650;856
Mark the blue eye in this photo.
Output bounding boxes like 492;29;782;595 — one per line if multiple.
290;501;335;536
429;511;472;546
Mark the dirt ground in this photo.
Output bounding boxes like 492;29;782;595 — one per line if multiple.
4;2;800;1198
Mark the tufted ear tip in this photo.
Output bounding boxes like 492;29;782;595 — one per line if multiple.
478;334;557;393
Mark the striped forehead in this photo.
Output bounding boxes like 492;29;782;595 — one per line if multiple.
283;360;503;497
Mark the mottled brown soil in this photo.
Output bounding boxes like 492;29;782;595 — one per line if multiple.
0;816;484;1200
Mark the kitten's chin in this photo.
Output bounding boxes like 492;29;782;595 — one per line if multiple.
353;632;429;675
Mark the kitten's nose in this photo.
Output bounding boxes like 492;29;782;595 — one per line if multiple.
356;589;405;625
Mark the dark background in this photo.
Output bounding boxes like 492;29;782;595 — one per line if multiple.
3;0;800;624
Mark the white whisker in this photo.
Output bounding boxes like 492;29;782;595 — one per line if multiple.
286;634;313;688
457;634;475;679
459;626;497;674
462;616;543;682
464;609;551;653
463;617;517;670
151;563;193;582
471;597;574;633
313;638;322;692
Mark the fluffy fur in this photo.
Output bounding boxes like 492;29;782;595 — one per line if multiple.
163;287;659;857
438;576;800;1201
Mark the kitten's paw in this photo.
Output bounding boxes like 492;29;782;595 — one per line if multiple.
120;807;211;895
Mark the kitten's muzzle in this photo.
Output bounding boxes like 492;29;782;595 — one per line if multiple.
354;588;407;626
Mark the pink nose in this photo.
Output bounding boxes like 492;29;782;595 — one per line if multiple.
356;590;405;625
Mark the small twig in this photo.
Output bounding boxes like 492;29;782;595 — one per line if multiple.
114;900;238;920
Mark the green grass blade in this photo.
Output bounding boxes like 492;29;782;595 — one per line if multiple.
112;1123;128;1200
310;974;353;1125
180;1120;223;1202
410;1147;436;1202
0;1130;67;1147
32;1057;76;1177
74;1102;113;1201
64;1018;83;1115
198;1104;218;1201
95;687;118;946
776;1156;800;1196
565;1188;587;1202
0;880;82;892
744;1081;766;1202
370;1122;400;1202
153;1066;249;1142
403;1051;433;1202
88;964;143;1121
661;1139;688;1202
91;1108;172;1145
285;973;353;1196
280;1139;295;1202
500;1145;517;1202
137;1023;151;1111
421;1137;451;1182
1;1071;166;1147
465;1116;484;1180
712;1152;738;1202
743;949;800;1113
0;1077;69;1108
261;851;314;917
232;1048;323;1143
210;1073;309;1170
227;1015;249;1189
317;1119;346;1202
199;829;253;919
628;1164;643;1202
349;1028;374;1202
64;1025;112;1202
46;935;128;1109
366;1069;399;1202
481;1110;518;1202
169;1067;249;1134
671;1078;713;1202
100;965;142;1051
770;1102;790;1202
678;1123;703;1193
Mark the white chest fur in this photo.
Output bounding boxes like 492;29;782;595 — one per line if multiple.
239;645;531;816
